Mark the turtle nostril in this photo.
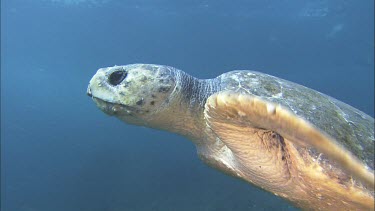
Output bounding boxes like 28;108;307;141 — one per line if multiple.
87;87;92;97
109;70;127;86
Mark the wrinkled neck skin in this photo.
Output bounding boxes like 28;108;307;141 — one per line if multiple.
143;70;220;143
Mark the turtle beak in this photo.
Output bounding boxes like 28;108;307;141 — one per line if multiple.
87;86;93;97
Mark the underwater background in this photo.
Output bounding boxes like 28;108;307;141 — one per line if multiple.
1;0;374;210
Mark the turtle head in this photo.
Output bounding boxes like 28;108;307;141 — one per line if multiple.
87;64;178;126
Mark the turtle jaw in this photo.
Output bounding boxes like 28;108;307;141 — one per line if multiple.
89;96;149;126
91;97;130;116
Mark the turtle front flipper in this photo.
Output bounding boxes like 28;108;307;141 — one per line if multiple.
204;91;374;189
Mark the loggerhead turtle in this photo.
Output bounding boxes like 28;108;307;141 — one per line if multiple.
87;64;374;210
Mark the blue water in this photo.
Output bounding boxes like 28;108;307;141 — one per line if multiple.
1;0;373;210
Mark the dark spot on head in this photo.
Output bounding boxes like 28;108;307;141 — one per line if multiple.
136;99;144;106
259;166;262;168
158;86;171;93
159;72;168;77
123;82;130;88
140;76;148;82
159;79;170;84
282;156;285;160
150;101;155;105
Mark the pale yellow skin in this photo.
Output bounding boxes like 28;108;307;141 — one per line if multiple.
88;64;374;211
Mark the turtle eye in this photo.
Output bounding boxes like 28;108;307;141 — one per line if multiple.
109;70;127;86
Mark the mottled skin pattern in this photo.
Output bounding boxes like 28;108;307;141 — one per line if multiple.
88;64;374;210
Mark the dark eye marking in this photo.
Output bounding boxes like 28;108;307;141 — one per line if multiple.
109;71;127;86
